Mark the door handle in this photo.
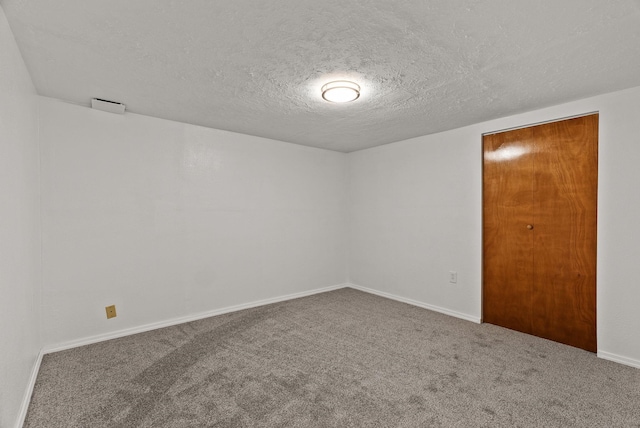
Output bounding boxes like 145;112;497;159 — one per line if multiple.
526;224;534;230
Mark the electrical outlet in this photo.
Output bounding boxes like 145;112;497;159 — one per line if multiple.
105;305;117;319
449;271;457;284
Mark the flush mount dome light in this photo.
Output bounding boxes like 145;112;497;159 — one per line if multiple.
321;80;360;103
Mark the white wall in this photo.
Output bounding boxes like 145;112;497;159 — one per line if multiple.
348;85;640;366
0;6;41;428
39;97;347;347
348;124;483;322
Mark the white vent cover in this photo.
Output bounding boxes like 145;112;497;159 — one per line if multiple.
91;98;126;114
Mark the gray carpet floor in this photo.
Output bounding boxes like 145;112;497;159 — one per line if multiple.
25;288;640;427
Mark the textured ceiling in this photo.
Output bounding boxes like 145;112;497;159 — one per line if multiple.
2;0;640;152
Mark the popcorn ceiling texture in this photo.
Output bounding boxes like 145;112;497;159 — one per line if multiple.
2;0;640;152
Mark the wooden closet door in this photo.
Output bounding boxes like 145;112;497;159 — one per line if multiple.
531;115;598;352
482;114;598;352
483;128;536;334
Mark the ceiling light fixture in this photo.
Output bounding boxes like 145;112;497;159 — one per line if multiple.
321;80;360;103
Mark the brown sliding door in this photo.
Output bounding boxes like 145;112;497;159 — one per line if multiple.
483;114;598;352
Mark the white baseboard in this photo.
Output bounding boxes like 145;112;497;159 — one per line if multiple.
43;283;348;355
346;283;481;324
597;350;640;369
15;349;44;428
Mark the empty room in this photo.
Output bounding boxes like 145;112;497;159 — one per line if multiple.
2;1;640;427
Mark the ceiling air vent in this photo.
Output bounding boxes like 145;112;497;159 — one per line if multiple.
91;98;126;114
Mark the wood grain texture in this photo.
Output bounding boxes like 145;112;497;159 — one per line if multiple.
482;129;535;334
531;115;598;352
482;114;598;352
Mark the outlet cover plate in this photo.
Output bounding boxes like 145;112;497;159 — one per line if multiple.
105;305;117;319
449;271;457;284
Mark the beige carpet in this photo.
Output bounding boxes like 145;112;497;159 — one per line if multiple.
25;288;640;427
